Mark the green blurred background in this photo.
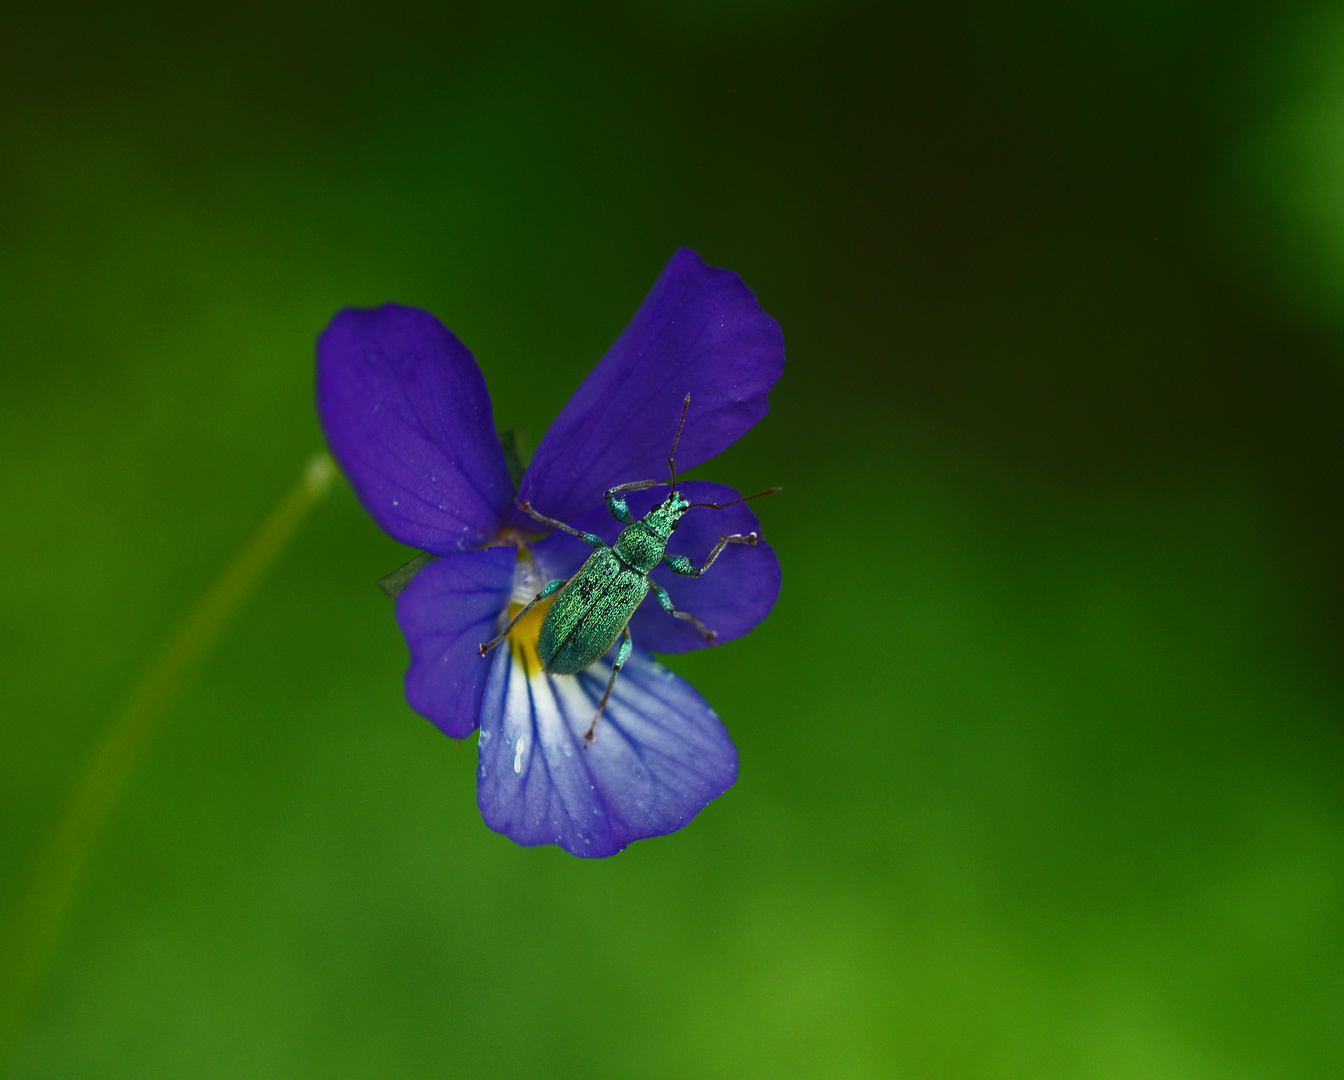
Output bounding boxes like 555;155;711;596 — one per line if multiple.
3;1;1343;1076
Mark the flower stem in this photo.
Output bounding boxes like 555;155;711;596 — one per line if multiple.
0;453;338;1068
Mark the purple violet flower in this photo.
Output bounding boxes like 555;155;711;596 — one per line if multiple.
316;249;784;857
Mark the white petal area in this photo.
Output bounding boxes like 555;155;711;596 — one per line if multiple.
476;644;738;857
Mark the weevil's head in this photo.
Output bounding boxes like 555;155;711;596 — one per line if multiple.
612;488;688;574
641;488;691;543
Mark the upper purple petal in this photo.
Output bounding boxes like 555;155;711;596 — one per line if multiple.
529;481;780;654
395;546;516;738
477;643;738;857
317;305;515;554
516;249;784;524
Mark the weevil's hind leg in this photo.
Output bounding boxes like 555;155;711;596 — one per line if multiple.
478;578;567;656
663;532;760;578
516;500;605;548
650;581;716;643
585;626;632;745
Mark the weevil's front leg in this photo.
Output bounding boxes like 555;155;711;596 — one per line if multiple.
478;578;567;656
663;532;759;578
516;500;605;548
650;581;716;642
585;625;632;744
604;478;662;524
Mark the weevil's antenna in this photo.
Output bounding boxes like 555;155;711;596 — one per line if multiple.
668;393;691;492
688;487;782;510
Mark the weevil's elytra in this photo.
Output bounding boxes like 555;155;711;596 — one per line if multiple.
539;547;648;675
478;393;779;743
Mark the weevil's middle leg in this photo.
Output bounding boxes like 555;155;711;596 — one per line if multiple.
663;532;759;578
650;581;716;642
478;577;567;656
585;625;632;745
516;500;605;548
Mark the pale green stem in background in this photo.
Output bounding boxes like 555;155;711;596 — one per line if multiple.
0;453;338;1068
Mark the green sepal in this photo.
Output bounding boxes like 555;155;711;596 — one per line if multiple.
376;551;438;599
498;427;530;491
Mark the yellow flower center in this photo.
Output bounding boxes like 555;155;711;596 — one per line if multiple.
507;596;555;678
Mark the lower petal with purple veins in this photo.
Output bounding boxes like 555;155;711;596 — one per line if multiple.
476;643;738;857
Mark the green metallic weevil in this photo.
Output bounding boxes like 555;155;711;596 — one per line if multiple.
479;394;777;743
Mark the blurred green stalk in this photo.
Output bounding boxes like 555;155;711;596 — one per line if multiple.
0;453;338;1068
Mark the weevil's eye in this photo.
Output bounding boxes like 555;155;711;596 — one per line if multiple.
670;519;680;531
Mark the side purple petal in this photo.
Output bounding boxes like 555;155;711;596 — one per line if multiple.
395;547;516;739
477;644;738;857
317;305;515;554
517;249;784;524
528;482;781;654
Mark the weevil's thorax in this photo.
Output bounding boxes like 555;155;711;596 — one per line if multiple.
612;490;689;574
